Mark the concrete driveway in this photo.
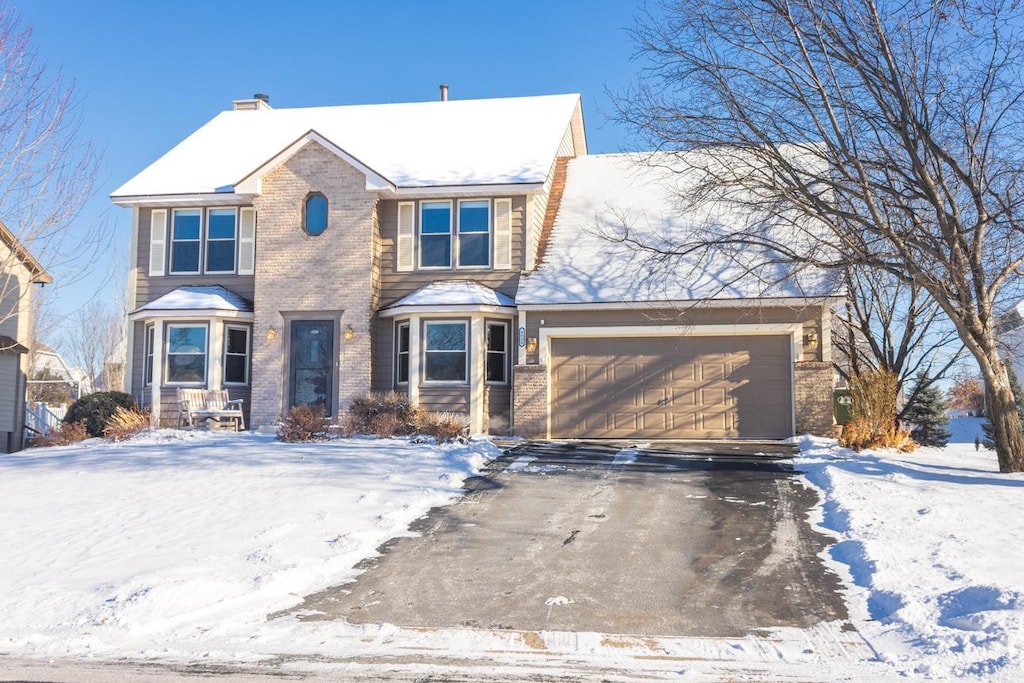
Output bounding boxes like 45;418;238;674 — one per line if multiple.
291;441;849;638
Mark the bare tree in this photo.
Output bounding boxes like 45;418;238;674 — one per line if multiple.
834;266;964;418
0;6;102;343
62;300;124;393
615;0;1024;471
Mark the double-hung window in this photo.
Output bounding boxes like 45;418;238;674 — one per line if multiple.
166;324;207;384
206;209;237;272
170;209;202;273
223;325;250;385
424;321;467;382
395;322;410;384
143;324;155;386
485;322;508;384
420;201;452;268
169;208;238;274
457;200;490;267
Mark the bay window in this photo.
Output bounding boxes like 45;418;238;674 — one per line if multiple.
424;321;467;382
166;324;207;384
486;321;508;383
223;325;250;385
395;322;410;384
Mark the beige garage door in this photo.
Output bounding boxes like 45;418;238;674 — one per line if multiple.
551;335;793;439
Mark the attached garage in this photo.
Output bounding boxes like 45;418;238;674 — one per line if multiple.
549;334;794;439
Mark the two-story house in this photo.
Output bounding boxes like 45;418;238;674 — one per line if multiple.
1;220;53;452
113;92;840;439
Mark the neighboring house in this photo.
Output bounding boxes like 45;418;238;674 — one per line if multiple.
997;302;1024;382
30;342;93;400
112;92;841;439
0;220;53;452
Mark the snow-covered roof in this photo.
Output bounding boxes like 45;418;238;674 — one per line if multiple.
516;153;841;306
130;286;253;315
384;281;516;311
112;94;581;198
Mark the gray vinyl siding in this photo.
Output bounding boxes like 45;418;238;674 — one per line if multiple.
418;386;469;414
522;305;827;364
371;316;395;392
135;207;256;308
377;198;525;308
485;385;511;434
0;353;17;432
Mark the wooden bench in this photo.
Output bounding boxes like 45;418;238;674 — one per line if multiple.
177;388;245;431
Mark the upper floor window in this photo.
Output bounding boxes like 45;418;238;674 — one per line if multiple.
304;193;328;236
458;200;490;267
420;201;452;268
169;208;237;275
400;198;511;273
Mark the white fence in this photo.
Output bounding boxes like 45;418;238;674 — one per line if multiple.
24;402;68;441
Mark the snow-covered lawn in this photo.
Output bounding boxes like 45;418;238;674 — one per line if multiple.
1;419;1022;681
0;430;494;659
798;417;1024;680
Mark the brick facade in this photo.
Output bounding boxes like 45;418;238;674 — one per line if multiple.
250;143;377;427
512;364;548;438
794;361;835;436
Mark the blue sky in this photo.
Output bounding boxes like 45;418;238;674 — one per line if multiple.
16;0;643;337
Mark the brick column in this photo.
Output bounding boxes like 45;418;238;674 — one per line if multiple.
794;361;834;436
512;364;547;438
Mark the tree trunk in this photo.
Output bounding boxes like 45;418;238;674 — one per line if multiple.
980;360;1024;473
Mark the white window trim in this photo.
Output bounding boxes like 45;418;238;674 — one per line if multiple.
166;207;243;276
169;208;202;275
423;319;469;385
143;323;155;387
395;321;410;385
485;320;509;385
223;324;251;386
456;199;491;269
164;323;209;386
205;208;239;274
418;200;453;270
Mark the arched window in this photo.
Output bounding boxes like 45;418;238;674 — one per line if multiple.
304;193;328;236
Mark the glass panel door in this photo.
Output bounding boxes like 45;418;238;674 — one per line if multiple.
289;320;335;415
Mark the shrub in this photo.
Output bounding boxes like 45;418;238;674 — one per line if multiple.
64;391;136;437
278;404;330;442
30;420;89;447
416;411;469;443
347;392;422;436
839;369;917;452
103;406;151;442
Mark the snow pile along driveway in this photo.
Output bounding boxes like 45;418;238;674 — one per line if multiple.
0;430;493;658
798;419;1024;680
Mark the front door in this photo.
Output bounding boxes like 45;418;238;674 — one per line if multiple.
289;320;335;416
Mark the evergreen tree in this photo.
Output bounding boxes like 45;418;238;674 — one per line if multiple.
983;368;1024;449
906;383;951;448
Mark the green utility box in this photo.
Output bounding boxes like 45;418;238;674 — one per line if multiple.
833;389;854;425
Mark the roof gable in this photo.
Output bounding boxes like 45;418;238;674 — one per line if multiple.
112;94;583;200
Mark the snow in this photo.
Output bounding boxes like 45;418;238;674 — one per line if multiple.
3;419;1023;680
111;94;581;197
797;417;1024;680
130;285;252;314
384;280;516;310
517;152;841;306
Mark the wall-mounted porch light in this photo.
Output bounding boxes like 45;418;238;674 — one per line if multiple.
266;326;278;341
343;324;356;341
525;337;538;354
804;330;819;350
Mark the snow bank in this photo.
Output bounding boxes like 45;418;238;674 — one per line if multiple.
0;430;494;658
798;418;1024;680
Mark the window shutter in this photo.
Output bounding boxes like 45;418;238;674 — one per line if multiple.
238;208;256;275
148;209;167;276
493;198;513;270
397;201;415;272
